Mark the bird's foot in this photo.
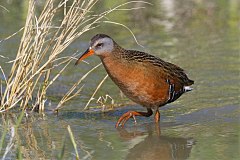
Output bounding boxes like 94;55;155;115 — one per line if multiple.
115;111;139;128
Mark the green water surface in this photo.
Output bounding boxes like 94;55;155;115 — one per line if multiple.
0;0;239;159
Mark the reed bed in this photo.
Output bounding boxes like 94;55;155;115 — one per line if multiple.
0;1;151;159
0;0;149;113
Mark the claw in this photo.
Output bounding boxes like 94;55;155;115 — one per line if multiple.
115;111;136;128
115;109;153;128
133;115;137;124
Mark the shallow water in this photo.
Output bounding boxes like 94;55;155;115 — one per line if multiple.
0;0;239;159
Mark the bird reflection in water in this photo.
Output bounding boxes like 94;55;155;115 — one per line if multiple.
117;124;195;160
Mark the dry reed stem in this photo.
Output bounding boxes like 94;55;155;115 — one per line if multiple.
54;63;102;111
0;0;98;111
0;27;24;44
96;94;115;111
0;5;9;12
2;126;15;159
0;0;150;112
83;74;108;110
67;125;80;159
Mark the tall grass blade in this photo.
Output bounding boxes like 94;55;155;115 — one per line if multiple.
67;125;80;159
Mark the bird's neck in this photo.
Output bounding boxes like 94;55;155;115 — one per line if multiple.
99;43;125;61
100;47;130;81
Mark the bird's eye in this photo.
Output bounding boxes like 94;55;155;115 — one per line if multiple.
96;43;103;48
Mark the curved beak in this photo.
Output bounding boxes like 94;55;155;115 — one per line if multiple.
75;48;94;65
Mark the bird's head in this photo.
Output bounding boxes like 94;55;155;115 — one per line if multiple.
75;34;114;65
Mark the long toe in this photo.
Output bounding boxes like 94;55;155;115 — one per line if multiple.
115;111;136;128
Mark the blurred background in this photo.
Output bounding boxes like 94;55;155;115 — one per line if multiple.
0;0;239;159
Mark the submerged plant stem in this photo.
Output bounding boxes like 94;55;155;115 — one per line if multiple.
67;125;80;159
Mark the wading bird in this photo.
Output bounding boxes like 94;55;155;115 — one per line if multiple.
75;34;194;128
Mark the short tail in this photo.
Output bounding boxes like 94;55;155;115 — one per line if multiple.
184;86;193;92
184;78;194;92
186;79;194;86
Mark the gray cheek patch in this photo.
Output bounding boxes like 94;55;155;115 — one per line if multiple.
94;38;114;55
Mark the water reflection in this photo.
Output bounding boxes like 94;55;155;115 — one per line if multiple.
0;0;239;159
117;124;195;160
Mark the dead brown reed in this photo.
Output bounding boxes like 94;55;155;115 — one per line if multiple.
0;0;150;113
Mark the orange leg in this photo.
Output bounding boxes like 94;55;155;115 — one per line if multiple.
154;109;160;123
115;108;153;128
154;109;161;136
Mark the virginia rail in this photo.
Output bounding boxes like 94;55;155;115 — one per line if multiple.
75;34;194;128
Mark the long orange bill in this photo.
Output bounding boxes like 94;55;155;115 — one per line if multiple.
75;48;94;65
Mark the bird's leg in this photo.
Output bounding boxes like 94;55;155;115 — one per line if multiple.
115;108;153;128
155;122;161;136
154;107;161;136
154;109;160;123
